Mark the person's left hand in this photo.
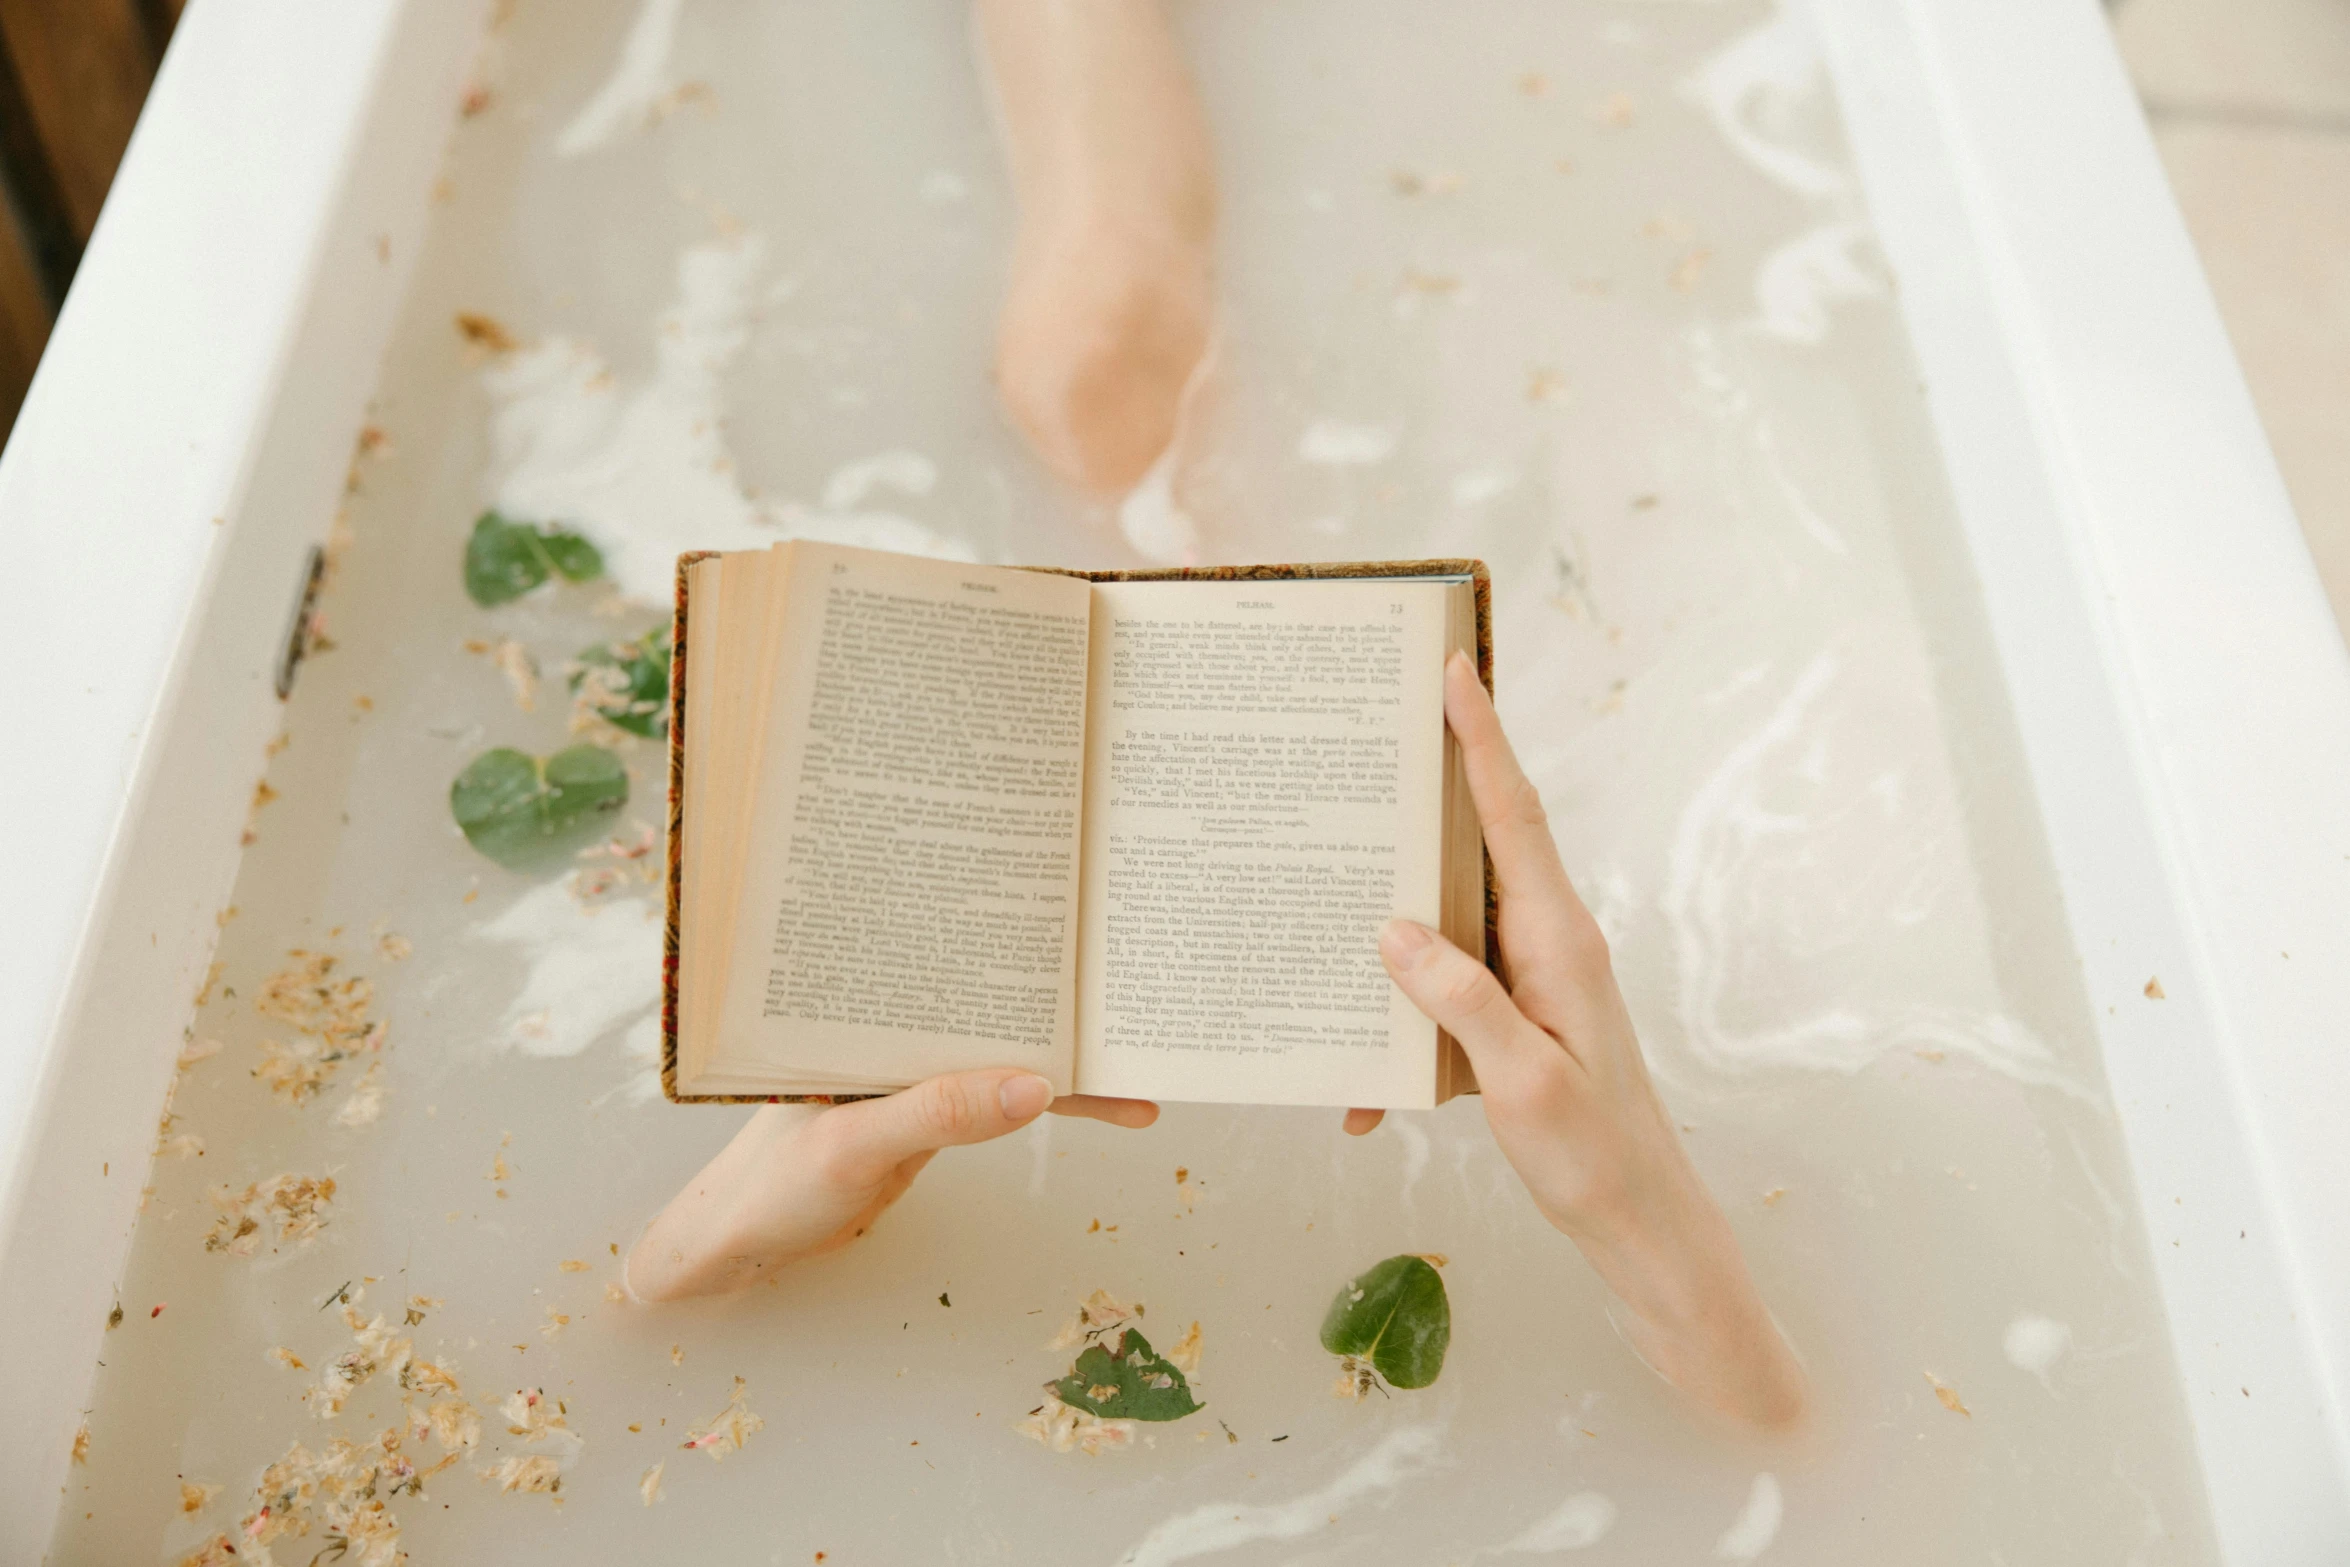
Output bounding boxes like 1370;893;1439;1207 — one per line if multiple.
626;1071;1156;1301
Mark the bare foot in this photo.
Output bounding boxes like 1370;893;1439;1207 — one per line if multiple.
977;0;1216;495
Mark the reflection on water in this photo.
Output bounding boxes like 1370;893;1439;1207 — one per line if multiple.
53;1;2217;1563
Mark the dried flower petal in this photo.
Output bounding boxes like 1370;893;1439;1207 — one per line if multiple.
1165;1320;1203;1377
480;1454;562;1494
501;1387;569;1441
1926;1371;1971;1417
681;1377;762;1458
1012;1388;1137;1455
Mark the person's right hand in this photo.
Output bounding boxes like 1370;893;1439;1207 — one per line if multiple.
1355;652;1807;1433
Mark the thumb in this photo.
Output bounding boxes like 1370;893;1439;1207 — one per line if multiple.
821;1069;1056;1184
1379;919;1549;1085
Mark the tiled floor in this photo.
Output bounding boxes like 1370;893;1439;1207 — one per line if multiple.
2113;0;2350;643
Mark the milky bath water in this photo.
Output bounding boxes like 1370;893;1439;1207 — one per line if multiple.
51;1;2219;1561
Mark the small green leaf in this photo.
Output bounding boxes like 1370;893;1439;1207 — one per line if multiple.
463;511;604;605
539;529;604;584
571;626;672;738
1319;1254;1450;1390
450;744;628;867
1051;1327;1202;1422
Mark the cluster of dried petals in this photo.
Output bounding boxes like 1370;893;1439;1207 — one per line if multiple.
157;1110;206;1160
1331;1355;1382;1402
256;952;381;1046
479;1454;563;1494
204;1174;336;1256
1013;1389;1137;1456
500;1387;570;1443
570;821;662;905
252;951;388;1106
417;1395;482;1452
236;1429;414;1567
306;1305;414;1420
401;1356;459;1396
681;1377;763;1459
1047;1289;1139;1352
567;659;636;738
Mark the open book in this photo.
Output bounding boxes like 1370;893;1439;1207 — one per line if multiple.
662;541;1491;1109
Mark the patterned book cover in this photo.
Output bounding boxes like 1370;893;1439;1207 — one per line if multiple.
662;554;1495;1105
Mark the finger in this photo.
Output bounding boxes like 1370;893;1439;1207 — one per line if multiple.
1445;652;1583;916
818;1068;1057;1184
1380;918;1571;1091
1342;1107;1386;1136
1444;653;1612;1002
1050;1094;1161;1129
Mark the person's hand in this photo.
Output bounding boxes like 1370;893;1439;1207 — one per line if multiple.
1349;653;1807;1433
626;1071;1156;1301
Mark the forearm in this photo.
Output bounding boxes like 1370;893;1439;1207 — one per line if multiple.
1573;1171;1807;1433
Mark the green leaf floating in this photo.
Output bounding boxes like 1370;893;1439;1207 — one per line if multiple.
571;626;672;738
450;745;628;868
1051;1327;1202;1422
463;510;604;605
1320;1254;1451;1391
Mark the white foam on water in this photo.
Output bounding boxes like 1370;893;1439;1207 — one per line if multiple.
1450;467;1518;506
1661;654;2092;1096
918;170;969;203
1391;1116;1431;1208
2005;1314;2073;1388
1713;1474;1783;1561
1298;419;1399;466
557;0;688;156
1752;220;1883;346
1114;1426;1445;1566
476;879;662;1059
821;450;938;511
484;236;969;602
1682;5;1842;201
1119;442;1202;565
1497;1491;1618;1552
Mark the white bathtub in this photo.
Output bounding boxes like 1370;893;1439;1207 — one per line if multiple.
2;0;2345;1560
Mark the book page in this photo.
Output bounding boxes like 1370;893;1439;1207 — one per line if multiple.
709;542;1093;1091
1072;578;1449;1108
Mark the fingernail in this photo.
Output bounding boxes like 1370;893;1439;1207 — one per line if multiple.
999;1074;1053;1121
1380;918;1433;959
